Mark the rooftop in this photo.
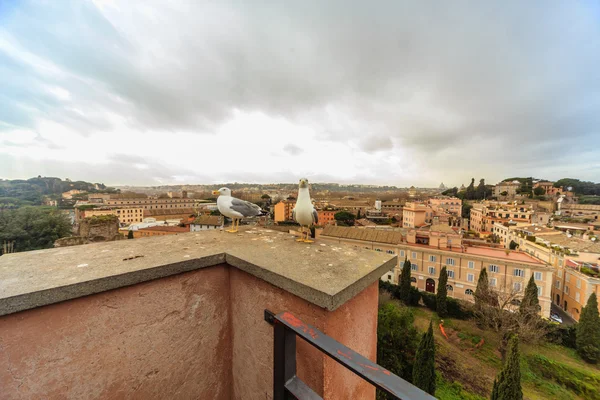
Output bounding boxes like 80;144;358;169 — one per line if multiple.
321;225;404;245
0;227;395;316
536;234;600;253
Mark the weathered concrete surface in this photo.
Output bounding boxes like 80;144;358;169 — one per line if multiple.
0;227;395;316
0;265;232;400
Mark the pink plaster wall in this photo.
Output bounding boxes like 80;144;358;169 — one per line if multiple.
0;265;232;400
229;269;379;400
0;265;380;400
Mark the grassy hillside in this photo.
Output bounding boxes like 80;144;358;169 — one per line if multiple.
381;299;600;400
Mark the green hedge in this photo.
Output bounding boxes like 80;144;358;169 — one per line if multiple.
546;324;577;349
379;280;420;306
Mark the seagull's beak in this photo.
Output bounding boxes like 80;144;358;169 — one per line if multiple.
212;190;219;195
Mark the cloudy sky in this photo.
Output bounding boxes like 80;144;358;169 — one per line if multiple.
1;1;599;187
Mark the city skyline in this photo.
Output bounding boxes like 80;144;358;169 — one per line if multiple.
1;1;599;186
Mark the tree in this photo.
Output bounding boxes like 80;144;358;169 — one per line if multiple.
356;209;361;219
509;240;519;250
334;211;355;226
576;292;600;363
533;187;546;196
127;230;134;239
491;336;523;400
0;206;72;252
413;321;436;396
210;210;221;216
377;303;419;386
461;203;472;219
476;179;487;200
465;178;475;200
398;258;412;305
500;191;508;197
442;187;458;196
437;267;448;318
519;275;539;316
474;268;491;307
261;194;271;200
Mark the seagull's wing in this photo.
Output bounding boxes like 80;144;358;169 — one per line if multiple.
312;209;318;224
230;198;262;217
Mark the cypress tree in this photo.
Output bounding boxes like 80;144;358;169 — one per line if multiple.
519;275;539;315
399;258;412;305
576;292;600;363
491;335;522;400
413;320;436;395
475;268;490;306
437;266;448;318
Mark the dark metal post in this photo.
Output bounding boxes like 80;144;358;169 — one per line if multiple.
273;320;296;400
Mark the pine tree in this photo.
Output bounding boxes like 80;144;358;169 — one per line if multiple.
398;258;412;305
576;292;600;363
475;268;491;306
437;266;448;318
519;275;539;315
490;335;522;400
413;321;436;395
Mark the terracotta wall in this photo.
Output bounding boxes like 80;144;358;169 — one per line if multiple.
0;265;232;400
0;265;379;400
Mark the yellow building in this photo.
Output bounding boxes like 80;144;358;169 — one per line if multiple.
105;197;196;211
402;202;432;228
274;200;295;222
320;225;553;317
80;207;144;225
552;260;600;321
470;201;533;234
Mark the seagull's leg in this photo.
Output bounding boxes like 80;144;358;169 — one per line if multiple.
296;226;304;242
226;218;236;233
233;219;239;233
304;226;314;243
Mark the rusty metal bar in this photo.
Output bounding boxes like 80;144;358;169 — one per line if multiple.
269;310;436;400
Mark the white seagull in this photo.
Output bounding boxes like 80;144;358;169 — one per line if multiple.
212;187;263;233
293;178;318;243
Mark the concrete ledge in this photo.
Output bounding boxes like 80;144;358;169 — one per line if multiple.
0;227;395;316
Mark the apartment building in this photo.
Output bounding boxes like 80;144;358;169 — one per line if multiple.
428;196;462;214
77;207;144;225
317;210;336;226
105;197;196;210
470;201;534;234
379;201;404;216
558;203;600;221
552;260;600;321
402;202;433;228
493;181;520;198
274;200;295;222
320;225;553;317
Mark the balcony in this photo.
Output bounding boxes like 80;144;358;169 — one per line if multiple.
0;227;433;399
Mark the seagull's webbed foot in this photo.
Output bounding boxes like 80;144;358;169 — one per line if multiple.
296;226;305;242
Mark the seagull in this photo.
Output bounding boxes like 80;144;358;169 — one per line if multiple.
293;178;318;243
212;187;264;233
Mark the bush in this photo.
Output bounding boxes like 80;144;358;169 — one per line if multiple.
379;280;421;306
447;297;474;320
408;287;421;306
421;291;437;311
546;325;577;349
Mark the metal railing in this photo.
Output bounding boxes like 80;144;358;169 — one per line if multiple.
265;310;436;400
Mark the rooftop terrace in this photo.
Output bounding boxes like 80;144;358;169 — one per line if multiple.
0;228;435;399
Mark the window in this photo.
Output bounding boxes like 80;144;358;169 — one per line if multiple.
534;272;542;281
555;281;561;289
513;269;524;277
576;292;580;302
465;289;474;295
565;286;570;295
428;266;436;275
489;265;499;273
429;255;436;262
576;279;581;289
446;285;453;291
514;282;522;292
387;275;392;281
467;273;474;282
490;278;497;287
447;258;455;266
447;270;455;279
468;261;474;269
412;252;417;259
565;274;570;283
410;277;417;283
537;286;542;296
411;264;418;271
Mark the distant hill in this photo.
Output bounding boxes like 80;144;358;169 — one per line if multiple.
0;177;117;209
